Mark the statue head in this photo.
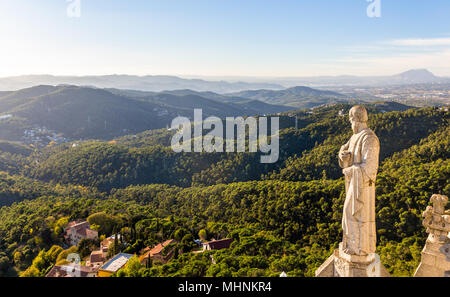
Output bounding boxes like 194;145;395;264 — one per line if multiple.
349;105;368;133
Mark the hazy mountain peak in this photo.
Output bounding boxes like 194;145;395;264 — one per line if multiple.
394;69;437;82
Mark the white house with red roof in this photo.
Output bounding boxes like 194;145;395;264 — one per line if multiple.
65;221;98;246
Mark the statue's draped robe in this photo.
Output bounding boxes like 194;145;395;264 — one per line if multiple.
339;128;380;255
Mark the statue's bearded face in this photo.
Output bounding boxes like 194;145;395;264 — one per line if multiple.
349;115;359;133
348;106;368;133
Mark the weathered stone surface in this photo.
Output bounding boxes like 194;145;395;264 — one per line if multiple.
339;106;379;256
414;194;450;277
316;245;390;277
315;250;338;277
315;106;389;277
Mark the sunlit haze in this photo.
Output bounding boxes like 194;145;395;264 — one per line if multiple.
1;0;450;78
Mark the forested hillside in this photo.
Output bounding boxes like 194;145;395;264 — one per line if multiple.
231;86;347;108
0;103;447;277
0;85;292;142
19;105;448;190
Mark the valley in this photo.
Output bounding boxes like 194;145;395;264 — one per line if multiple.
0;72;448;277
0;88;447;277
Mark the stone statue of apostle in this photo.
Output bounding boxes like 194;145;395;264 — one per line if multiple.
338;105;380;256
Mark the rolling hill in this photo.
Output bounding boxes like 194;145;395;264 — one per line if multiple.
0;102;447;278
24;102;445;192
0;85;59;111
230;86;348;108
0;85;292;142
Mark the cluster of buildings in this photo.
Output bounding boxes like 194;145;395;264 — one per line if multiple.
22;126;68;147
46;220;234;277
47;221;135;278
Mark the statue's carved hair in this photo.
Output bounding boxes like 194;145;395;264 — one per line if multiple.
349;105;368;123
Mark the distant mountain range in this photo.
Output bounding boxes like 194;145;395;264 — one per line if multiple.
0;85;292;141
0;69;448;93
269;69;450;88
0;75;284;93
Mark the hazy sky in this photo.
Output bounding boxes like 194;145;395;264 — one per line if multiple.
1;0;449;77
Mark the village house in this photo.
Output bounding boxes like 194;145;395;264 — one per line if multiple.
64;221;98;246
139;239;177;265
86;250;105;268
46;264;98;277
97;253;134;277
202;238;234;251
86;234;121;268
101;234;120;250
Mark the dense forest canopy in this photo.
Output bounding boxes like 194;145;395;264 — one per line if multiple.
0;102;448;277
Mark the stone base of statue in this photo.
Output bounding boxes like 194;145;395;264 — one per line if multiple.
414;234;450;277
315;243;391;277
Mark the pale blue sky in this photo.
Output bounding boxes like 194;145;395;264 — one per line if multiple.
0;0;449;77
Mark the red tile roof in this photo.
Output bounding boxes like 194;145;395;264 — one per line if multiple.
204;238;234;250
150;239;176;255
140;239;176;261
67;221;90;231
77;228;98;237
